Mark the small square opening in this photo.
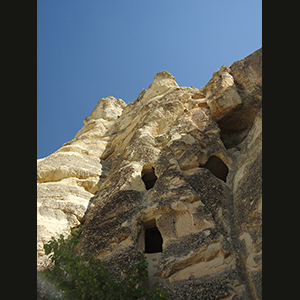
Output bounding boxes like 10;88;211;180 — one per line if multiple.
145;227;163;253
137;219;163;253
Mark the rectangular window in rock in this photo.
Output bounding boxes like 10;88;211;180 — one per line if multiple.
145;227;163;253
138;218;163;253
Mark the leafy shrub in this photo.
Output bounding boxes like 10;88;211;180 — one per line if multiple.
41;226;168;300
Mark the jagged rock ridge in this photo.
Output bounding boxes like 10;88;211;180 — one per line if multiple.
37;48;262;299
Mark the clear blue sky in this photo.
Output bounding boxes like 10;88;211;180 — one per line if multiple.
37;0;262;159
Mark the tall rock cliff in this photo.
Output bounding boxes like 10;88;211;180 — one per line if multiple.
37;48;262;299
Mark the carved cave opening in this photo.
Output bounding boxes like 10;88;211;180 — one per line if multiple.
141;165;157;190
145;227;163;253
204;155;228;182
138;218;163;254
217;102;261;149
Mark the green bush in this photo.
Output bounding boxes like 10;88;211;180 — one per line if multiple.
41;226;168;300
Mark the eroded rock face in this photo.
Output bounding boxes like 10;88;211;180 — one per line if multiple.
37;96;126;270
37;48;262;299
203;48;262;149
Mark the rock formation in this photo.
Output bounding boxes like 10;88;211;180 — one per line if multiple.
37;48;262;299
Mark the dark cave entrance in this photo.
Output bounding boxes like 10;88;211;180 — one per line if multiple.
141;165;157;190
138;218;163;253
204;155;229;182
145;227;163;253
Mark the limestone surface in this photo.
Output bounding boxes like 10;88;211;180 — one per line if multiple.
37;48;262;299
37;96;126;270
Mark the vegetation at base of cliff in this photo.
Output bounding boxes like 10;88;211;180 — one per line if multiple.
42;226;168;300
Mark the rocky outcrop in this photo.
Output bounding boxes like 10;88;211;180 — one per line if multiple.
202;48;262;148
37;48;262;299
37;96;126;270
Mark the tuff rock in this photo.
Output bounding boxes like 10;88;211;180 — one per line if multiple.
37;48;262;299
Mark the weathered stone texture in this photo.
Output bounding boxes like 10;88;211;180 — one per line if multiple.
37;96;126;270
37;48;262;299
